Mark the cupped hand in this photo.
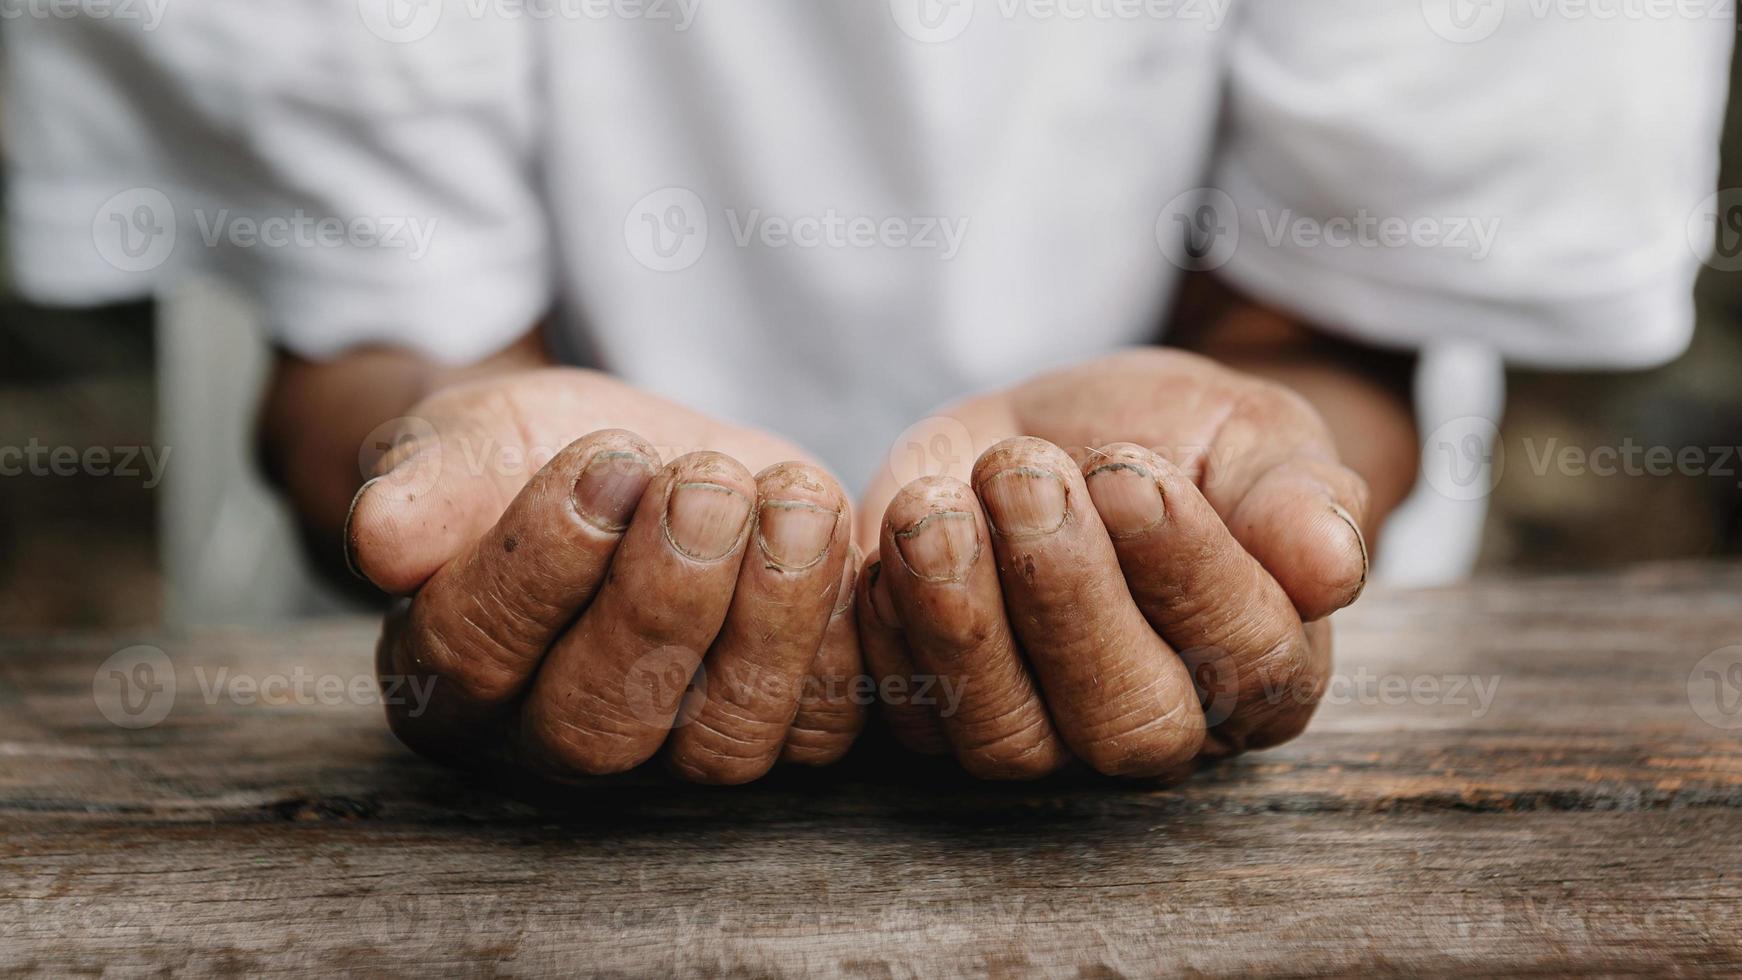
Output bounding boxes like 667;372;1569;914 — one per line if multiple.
350;368;865;784
855;349;1369;778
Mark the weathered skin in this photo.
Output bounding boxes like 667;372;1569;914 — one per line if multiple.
855;350;1366;777
358;370;863;783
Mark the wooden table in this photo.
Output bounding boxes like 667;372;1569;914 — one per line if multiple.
3;563;1741;977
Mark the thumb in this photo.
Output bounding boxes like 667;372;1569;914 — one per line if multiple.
346;410;530;595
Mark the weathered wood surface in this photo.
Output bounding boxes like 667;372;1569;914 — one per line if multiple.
2;562;1741;977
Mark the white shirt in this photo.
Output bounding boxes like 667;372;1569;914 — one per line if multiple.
5;0;1732;494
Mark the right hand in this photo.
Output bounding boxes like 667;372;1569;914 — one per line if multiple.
350;368;864;785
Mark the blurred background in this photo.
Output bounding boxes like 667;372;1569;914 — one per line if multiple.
3;41;1741;630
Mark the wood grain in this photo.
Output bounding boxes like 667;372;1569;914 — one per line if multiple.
2;562;1741;977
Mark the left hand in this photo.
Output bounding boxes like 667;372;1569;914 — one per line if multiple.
854;348;1371;779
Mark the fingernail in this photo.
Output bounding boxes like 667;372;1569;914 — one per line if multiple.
1084;462;1164;537
758;499;838;570
572;451;656;532
834;545;862;616
1328;501;1369;608
867;561;901;627
893;510;980;582
977;467;1068;536
664;482;752;561
342;476;384;584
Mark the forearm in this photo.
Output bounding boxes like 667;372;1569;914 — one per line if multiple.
1169;274;1419;539
258;328;553;579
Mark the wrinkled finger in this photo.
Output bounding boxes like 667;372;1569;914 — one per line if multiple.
973;437;1204;776
667;462;851;784
380;430;658;760
348;404;537;596
855;554;950;756
782;546;870;767
881;478;1068;780
1080;443;1327;753
1195;386;1370;622
518;451;756;776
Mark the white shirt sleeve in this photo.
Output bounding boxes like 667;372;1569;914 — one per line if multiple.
1210;0;1733;368
3;4;550;364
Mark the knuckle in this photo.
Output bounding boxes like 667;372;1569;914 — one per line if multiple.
1073;689;1205;777
1078;724;1201;777
668;728;777;785
524;707;651;777
1217;635;1327;751
405;606;524;706
956;714;1065;780
781;728;857;767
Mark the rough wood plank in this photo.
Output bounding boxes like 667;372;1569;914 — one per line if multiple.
2;562;1740;976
